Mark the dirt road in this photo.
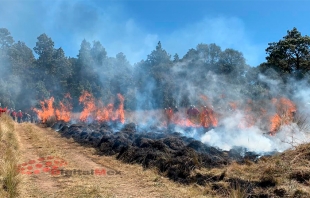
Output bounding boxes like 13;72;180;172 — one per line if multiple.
15;122;205;198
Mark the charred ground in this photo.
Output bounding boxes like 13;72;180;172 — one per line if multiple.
48;120;310;197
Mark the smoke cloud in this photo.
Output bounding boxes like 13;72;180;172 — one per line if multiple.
1;0;309;155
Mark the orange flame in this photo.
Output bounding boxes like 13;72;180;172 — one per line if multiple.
55;102;71;122
55;93;72;122
78;91;125;123
200;107;218;128
33;92;126;124
269;97;296;133
270;114;281;135
79;91;96;122
95;101;109;122
33;97;55;123
173;117;201;128
114;94;125;123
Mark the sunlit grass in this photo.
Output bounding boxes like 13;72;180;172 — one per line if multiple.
0;114;21;198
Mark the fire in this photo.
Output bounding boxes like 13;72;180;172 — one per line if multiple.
164;105;218;128
55;93;72;122
277;97;296;118
270;114;281;135
228;97;296;133
79;91;96;122
79;91;125;123
32;91;300;137
33;92;125;124
112;94;125;123
55;105;70;123
95;101;110;122
269;97;296;134
172;117;201;128
200;106;218;128
33;97;55;123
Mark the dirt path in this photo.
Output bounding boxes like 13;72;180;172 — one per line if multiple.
15;122;205;198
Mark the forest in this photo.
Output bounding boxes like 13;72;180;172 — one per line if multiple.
0;27;310;113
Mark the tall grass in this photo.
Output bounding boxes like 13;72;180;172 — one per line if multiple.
224;180;250;198
0;114;21;198
293;112;310;133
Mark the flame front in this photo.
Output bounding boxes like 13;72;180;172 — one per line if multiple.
33;92;125;124
33;91;299;136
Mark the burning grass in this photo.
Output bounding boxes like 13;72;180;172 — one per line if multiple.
33;92;125;125
32;91;307;141
30;91;310;197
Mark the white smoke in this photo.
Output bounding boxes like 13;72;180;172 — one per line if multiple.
200;123;309;153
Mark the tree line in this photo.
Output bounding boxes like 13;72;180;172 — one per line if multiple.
0;27;309;111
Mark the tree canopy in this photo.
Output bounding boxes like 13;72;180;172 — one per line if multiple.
265;27;310;78
0;27;309;111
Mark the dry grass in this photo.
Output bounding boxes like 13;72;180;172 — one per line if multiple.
45;111;310;197
4;109;310;197
293;112;310;133
220;143;310;197
0;114;21;198
46;115;57;127
226;181;250;198
22;123;63;158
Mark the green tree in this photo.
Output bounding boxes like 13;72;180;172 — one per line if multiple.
33;34;73;101
8;41;35;76
173;53;179;62
265;27;310;77
195;43;222;73
78;39;92;64
74;39;104;100
110;52;133;95
91;41;107;66
146;41;171;66
218;48;246;76
0;28;15;74
33;33;55;82
52;47;72;92
33;33;54;59
0;28;14;49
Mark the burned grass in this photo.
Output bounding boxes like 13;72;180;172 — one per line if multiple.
51;120;310;197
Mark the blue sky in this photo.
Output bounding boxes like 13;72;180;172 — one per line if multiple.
1;0;310;66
